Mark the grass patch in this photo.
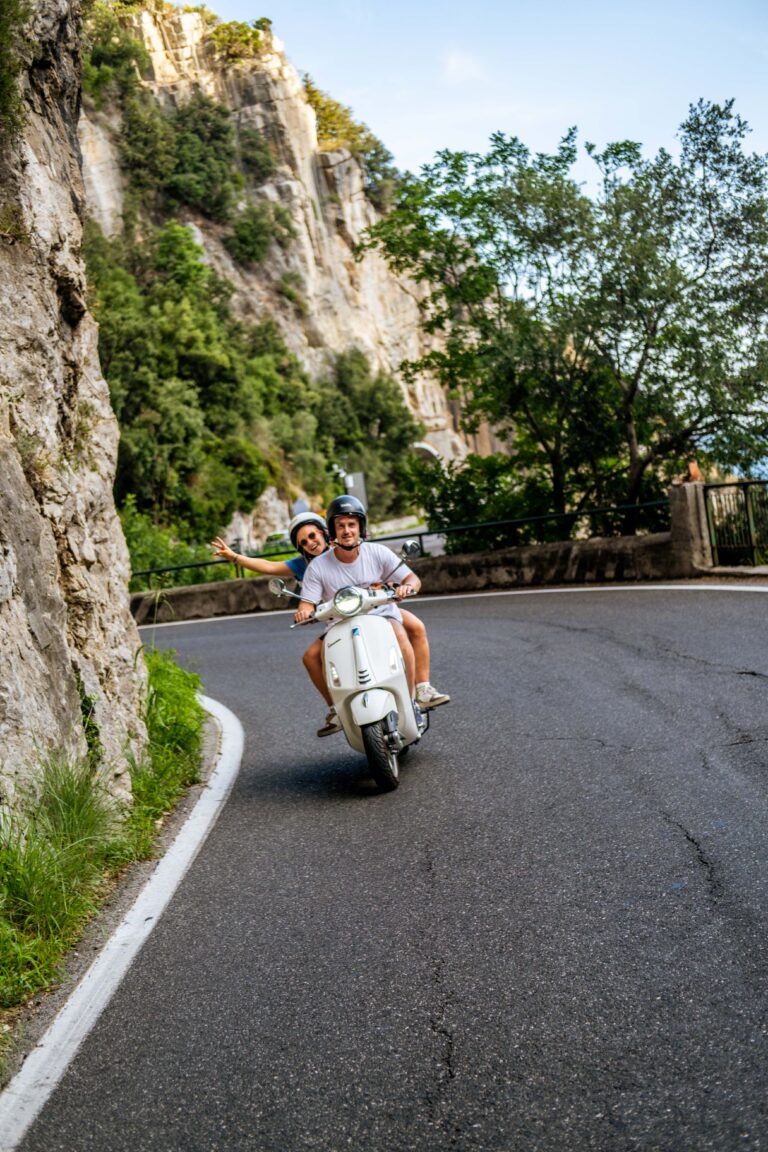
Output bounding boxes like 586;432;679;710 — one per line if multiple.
125;649;204;856
0;648;205;1036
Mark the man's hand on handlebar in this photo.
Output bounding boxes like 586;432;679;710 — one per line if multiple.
293;605;315;624
394;582;417;601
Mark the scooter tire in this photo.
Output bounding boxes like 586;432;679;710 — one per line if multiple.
361;720;400;792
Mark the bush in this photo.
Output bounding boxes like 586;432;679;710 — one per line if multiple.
406;454;561;554
208;20;263;61
224;201;295;265
119;495;226;592
223;201;274;264
239;125;275;182
120;93;177;193
164;93;240;222
127;648;204;855
278;270;308;314
82;3;150;106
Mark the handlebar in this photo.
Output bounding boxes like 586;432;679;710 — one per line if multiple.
290;582;417;626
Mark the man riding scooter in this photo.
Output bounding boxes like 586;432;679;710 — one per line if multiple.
294;495;449;735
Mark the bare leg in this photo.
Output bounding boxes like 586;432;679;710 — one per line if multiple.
389;619;416;696
303;635;332;706
401;609;429;684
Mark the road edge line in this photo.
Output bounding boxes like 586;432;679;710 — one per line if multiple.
0;695;244;1152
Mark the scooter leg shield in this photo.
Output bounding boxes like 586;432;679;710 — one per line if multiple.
350;688;397;727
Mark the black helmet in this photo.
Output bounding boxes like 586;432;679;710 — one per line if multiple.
288;512;329;556
326;494;367;541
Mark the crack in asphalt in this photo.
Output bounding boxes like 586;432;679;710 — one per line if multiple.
507;731;768;754
650;641;768;682
535;616;768;684
420;846;461;1146
429;956;457;1084
662;810;723;900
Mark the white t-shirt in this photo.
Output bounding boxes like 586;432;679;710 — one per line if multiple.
299;542;413;622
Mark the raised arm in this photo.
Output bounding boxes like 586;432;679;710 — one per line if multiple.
211;536;296;578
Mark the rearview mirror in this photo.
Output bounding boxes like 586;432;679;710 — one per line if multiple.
401;539;421;558
268;577;286;596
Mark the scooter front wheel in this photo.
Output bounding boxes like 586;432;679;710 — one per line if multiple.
361;720;400;792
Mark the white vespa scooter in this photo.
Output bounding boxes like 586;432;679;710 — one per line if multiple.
269;543;428;791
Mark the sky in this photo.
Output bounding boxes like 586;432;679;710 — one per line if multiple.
179;0;768;180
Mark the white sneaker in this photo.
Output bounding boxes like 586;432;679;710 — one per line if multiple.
415;683;451;709
317;706;342;737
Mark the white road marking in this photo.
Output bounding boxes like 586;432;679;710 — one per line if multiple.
0;696;244;1152
137;582;768;629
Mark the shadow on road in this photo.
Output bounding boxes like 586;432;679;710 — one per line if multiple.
239;751;404;802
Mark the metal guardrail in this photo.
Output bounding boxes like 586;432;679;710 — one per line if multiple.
704;480;768;566
130;499;670;590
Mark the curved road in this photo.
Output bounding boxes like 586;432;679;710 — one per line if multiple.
17;587;768;1151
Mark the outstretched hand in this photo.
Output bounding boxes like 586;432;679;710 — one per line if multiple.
211;536;235;561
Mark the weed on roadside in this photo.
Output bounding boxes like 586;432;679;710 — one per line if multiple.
0;647;206;1071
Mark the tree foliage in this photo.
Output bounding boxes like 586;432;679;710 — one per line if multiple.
84;222;422;556
163;93;241;222
82;3;150;106
364;101;768;522
302;73;401;213
79;3;424;575
207;20;264;61
313;349;425;522
239;123;275;182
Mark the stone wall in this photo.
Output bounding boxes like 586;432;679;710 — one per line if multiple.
0;0;147;806
130;484;715;624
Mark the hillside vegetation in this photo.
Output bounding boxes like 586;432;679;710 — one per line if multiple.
81;2;421;577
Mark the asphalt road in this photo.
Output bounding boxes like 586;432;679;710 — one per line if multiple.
18;588;768;1151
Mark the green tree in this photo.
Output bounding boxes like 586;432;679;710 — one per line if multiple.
364;101;768;519
208;20;263;61
120;93;176;195
312;349;425;521
239;124;275;182
82;2;150;106
223;201;294;265
165;93;240;222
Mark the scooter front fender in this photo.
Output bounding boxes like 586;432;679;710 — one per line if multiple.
350;688;397;727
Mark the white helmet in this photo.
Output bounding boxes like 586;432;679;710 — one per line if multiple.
288;512;329;556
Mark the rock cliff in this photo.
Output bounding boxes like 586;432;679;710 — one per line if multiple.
0;0;146;805
78;5;468;461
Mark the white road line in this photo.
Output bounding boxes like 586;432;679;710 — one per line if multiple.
137;582;768;629
0;696;244;1152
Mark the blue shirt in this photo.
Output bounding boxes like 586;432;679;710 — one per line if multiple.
285;555;307;581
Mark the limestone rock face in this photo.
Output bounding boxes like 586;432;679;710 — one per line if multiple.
0;0;146;805
78;7;467;460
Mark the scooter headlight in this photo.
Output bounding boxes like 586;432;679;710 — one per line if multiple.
333;586;364;617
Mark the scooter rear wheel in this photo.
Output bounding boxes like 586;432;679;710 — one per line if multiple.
361;720;400;791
